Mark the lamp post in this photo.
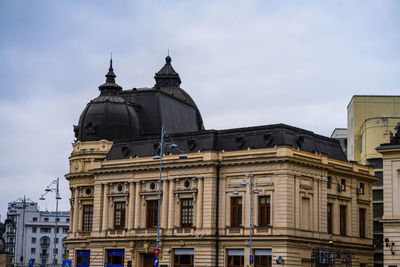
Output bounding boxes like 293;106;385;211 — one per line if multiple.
234;172;259;267
40;177;61;267
153;125;187;267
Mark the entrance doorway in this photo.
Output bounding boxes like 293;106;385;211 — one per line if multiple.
143;253;155;267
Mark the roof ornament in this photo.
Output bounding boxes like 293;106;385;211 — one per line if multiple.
98;56;122;94
154;54;181;88
106;55;116;84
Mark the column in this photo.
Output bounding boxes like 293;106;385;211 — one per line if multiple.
102;183;109;231
78;200;83;232
196;178;204;229
168;179;176;229
128;182;135;230
73;187;79;234
161;180;169;229
134;182;141;228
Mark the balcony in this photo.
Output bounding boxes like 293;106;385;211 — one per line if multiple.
5;241;15;246
40;242;50;248
40;253;49;258
6;231;16;236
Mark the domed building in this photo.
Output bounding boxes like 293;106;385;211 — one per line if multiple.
65;56;376;267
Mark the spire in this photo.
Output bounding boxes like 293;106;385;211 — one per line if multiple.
105;57;116;84
154;55;181;88
99;57;122;94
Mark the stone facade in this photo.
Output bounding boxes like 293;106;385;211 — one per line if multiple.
376;144;400;266
65;142;376;267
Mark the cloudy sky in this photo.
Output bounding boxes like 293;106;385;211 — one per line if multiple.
0;0;399;220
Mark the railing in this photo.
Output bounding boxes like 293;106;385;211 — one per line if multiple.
6;231;16;235
5;241;15;246
40;253;49;258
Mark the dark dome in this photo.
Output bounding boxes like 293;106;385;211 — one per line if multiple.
74;60;141;142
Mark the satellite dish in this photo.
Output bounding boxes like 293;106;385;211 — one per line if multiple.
276;256;284;264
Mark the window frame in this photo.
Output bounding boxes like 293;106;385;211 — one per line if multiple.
181;198;194;228
231;197;242;228
114;202;126;230
340;205;347;236
327;203;333;234
82;205;93;231
146;200;158;228
258;196;271;227
359;208;366;238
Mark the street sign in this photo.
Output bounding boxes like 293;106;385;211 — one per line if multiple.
154;248;159;258
153;257;159;267
62;260;72;267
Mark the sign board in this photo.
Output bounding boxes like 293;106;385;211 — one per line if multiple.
29;259;35;267
153;257;159;267
62;260;72;267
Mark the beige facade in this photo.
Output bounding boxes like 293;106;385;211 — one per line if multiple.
347;95;400;164
64;140;376;267
377;144;400;266
346;95;400;266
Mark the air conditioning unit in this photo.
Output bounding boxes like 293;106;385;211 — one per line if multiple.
356;188;363;195
337;184;345;192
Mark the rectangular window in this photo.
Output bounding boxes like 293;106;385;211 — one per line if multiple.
258;196;271;227
31;248;36;254
147;200;158;228
359;208;366;238
114;202;126;230
327;176;332;189
76;250;90;267
32;227;37;233
63;228;68;234
231;197;242;227
40;228;51;233
33;217;38;222
340;205;347;236
254;249;272;267
44;218;49;222
66;218;70;223
227;250;244;267
31;237;36;244
107;249;124;267
327;203;333;234
54;238;59;244
174;249;194;267
360;183;365;195
83;205;93;231
181;199;194;227
341;179;346;191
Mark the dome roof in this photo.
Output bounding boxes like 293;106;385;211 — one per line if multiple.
74;60;140;141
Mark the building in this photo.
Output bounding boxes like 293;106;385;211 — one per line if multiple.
4;201;69;267
64;57;377;266
376;128;400;266
345;96;400;266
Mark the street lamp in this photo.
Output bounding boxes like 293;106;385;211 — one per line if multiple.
153;125;187;267
234;172;259;267
40;177;61;267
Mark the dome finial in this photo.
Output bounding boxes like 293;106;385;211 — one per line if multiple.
105;55;116;84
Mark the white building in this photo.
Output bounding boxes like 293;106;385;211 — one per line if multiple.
4;200;69;267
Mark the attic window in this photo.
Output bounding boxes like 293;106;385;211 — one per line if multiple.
264;134;272;146
121;146;130;157
86;122;96;135
236;137;244;148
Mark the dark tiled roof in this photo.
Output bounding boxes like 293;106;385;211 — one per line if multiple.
107;124;347;162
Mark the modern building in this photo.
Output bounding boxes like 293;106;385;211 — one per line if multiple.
345;95;400;266
64;57;377;266
376;127;400;266
4;201;69;267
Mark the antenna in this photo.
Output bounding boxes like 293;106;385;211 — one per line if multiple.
168;49;170;56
